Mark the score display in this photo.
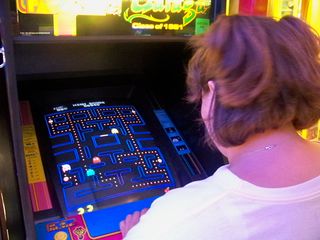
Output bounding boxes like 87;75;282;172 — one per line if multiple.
16;0;213;36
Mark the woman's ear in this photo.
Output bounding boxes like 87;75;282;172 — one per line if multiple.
208;81;215;93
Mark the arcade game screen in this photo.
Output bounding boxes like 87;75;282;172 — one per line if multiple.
20;83;214;239
42;101;176;216
16;0;214;36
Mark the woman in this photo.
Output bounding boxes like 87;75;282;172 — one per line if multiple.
120;15;320;239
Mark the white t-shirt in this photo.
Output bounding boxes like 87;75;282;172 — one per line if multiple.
124;165;320;240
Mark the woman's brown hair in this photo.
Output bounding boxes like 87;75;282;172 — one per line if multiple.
187;14;320;147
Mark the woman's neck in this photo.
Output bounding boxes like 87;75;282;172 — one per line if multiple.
226;125;301;164
222;125;320;187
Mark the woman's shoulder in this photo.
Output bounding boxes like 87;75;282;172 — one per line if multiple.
151;165;238;208
124;165;244;239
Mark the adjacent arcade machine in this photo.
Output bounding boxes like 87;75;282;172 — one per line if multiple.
9;0;226;239
226;0;303;18
226;0;268;16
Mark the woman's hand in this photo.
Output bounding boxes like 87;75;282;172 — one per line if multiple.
120;208;149;238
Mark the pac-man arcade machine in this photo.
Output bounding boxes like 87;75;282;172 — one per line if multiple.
0;0;226;239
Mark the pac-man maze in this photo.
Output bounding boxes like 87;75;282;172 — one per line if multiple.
44;103;175;216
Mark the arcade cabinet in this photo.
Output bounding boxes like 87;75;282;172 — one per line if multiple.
0;0;226;239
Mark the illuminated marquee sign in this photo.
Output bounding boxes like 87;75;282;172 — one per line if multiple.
16;0;212;36
125;0;211;31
